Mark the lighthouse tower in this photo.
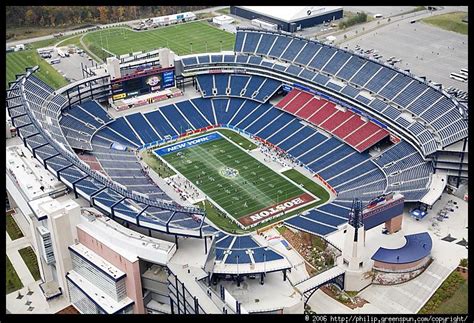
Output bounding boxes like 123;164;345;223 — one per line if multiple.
340;198;373;291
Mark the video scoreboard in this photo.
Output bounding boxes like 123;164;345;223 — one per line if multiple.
111;66;175;101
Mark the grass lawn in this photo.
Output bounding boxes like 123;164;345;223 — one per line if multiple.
56;34;84;49
422;12;468;35
82;21;235;61
6;256;23;294
161;134;307;220
419;270;468;314
282;169;331;202
142;150;176;178
215;8;230;15
6;213;24;240
217;129;258;150
18;247;42;281
197;200;246;234
6;50;68;89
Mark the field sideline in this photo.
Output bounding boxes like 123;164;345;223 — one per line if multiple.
159;132;317;227
82;21;235;60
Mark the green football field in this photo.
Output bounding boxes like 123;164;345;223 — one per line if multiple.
6;50;68;89
82;21;235;61
160;133;316;226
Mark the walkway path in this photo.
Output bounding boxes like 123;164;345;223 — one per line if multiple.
6;235;37;287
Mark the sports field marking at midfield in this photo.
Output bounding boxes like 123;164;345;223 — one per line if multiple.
155;131;317;226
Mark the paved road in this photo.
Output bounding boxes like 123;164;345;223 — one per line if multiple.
6;6;228;48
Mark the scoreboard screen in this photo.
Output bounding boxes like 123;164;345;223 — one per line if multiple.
111;67;175;101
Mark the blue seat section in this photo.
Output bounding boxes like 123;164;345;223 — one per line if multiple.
159;104;194;134
255;33;277;55
265;118;303;144
351;61;381;86
285;216;336;236
252;248;283;262
182;56;198;66
230;75;250;96
318;203;351;219
196;74;213;97
304;210;347;227
144;109;179;137
80;100;112;124
216;235;234;249
378;74;412;100
341;85;360;98
242;32;260;53
234;103;270;129
273;64;286;72
236;54;249;64
212;99;230;124
393;81;428;107
365;68;397;93
286;65;302;76
298;138;340;164
281;38;305;61
309;145;355;172
227;99;260;126
95;127;135;147
232;236;259;249
286;131;327;157
197;55;210;64
125;113;161;144
248;56;263;66
66;105;102;128
277;126;315;151
295;42;322;65
210;55;223;63
214;74;229;95
223;55;236;63
369;98;389;112
257;112;295;140
328;160;377;187
253;78;281;102
191;97;216;125
336;56;366;81
326;82;343;92
356;95;371;105
318;151;368;179
309;46;337;70
244;75;264;97
268;36;292;58
313;73;330;86
234;31;245;52
322;51;352;74
174;100;211;129
216;98;246;125
407;89;443;116
300;69;317;82
246;108;282;134
225;250;251;264
107;118;142;146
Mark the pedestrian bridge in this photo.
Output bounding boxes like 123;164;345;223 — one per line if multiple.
294;266;345;304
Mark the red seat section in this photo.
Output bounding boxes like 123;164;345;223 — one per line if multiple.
274;88;391;152
308;103;338;126
296;98;326;119
275;89;300;109
284;91;314;114
355;128;389;151
320;110;352;131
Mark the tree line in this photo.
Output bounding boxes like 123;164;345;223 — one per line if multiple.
6;6;210;29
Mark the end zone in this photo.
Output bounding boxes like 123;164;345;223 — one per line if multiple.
238;192;317;227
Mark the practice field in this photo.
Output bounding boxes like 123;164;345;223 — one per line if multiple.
82;21;235;61
156;132;317;227
6;50;68;89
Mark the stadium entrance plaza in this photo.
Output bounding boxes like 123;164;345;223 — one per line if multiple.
307;193;468;314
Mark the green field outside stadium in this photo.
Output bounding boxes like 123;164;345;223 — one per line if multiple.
83;21;235;61
159;132;317;227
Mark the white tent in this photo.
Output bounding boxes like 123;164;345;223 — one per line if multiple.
212;15;235;25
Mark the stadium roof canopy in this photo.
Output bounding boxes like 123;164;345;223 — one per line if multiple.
237;6;343;23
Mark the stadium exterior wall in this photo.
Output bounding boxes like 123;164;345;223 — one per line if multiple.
373;256;429;272
230;6;343;32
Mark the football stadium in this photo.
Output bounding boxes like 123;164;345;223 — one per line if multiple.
5;6;468;316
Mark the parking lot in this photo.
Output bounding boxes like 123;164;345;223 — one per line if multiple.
342;13;468;91
46;48;96;83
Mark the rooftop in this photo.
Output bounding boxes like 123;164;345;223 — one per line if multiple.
237;6;343;23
